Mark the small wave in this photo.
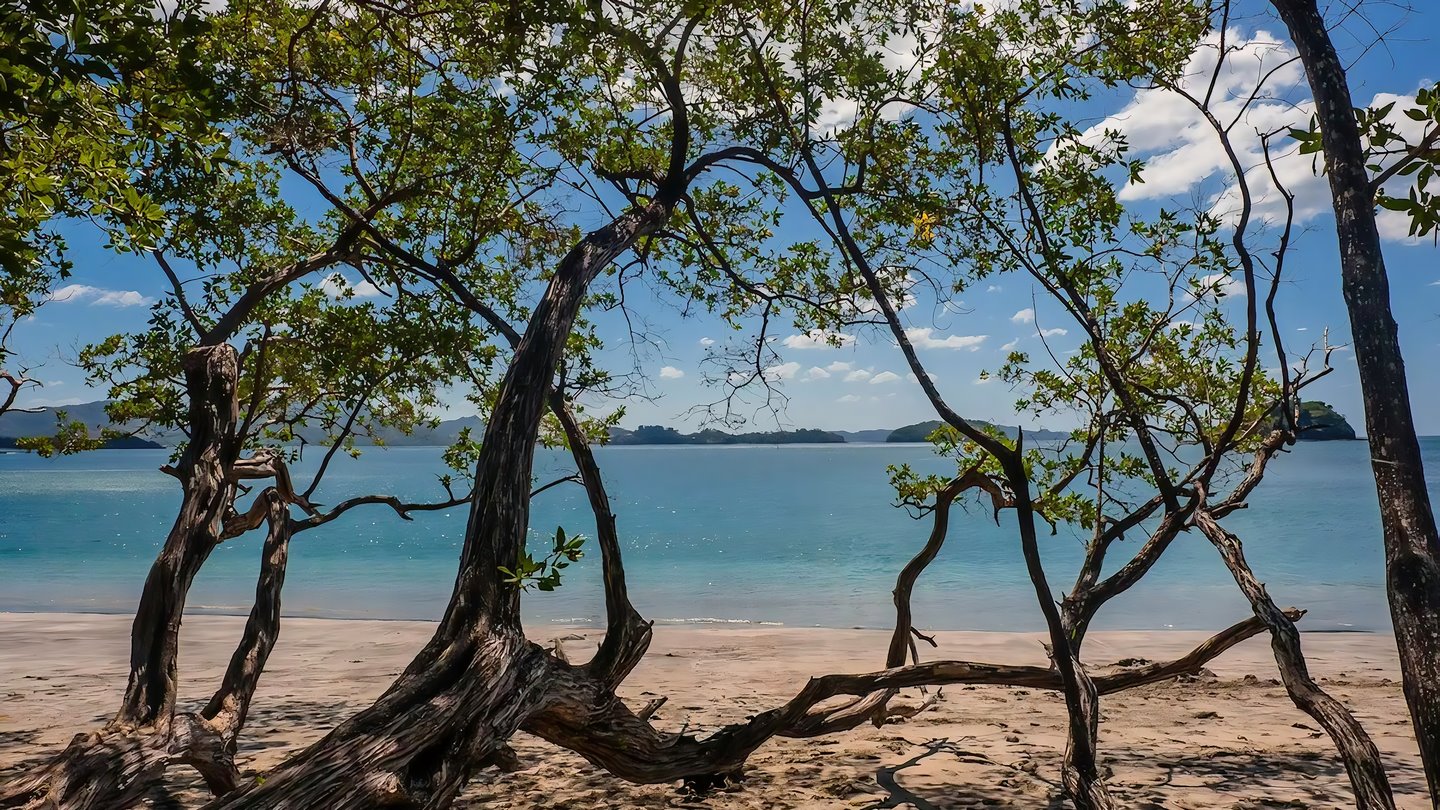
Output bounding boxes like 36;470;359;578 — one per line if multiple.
653;616;784;626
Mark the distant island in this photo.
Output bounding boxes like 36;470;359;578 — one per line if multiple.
609;425;845;445
0;399;1360;449
885;420;1070;443
1290;400;1359;441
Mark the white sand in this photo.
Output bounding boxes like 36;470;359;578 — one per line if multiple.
0;613;1428;807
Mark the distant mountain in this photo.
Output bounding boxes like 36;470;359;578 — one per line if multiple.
0;402;163;450
366;416;486;447
0;434;162;451
3;401;1084;449
832;429;893;443
886;420;1069;443
0;401;114;438
608;425;845;445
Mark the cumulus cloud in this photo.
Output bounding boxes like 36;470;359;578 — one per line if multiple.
844;368;873;383
906;371;937;383
699;337;716;347
805;366;831;380
1000;338;1021;352
905;327;987;351
986;284;1002;293
1036;327;1069;338
1188;272;1246;301
764;361;801;381
827;360;855;372
659;366;685;379
1011;308;1035;324
782;329;856;350
319;273;384;298
869;371;901;385
1074;29;1425;242
48;284;151;308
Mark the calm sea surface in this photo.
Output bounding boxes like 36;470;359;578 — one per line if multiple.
3;440;1437;631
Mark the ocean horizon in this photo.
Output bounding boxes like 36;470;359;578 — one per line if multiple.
3;440;1432;633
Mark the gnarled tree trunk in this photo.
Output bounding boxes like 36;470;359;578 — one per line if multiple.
0;345;244;810
203;202;672;810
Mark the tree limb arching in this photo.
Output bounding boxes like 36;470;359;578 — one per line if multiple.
1193;508;1396;809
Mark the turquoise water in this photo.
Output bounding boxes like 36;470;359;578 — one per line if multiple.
1;441;1435;631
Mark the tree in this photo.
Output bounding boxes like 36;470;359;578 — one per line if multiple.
0;1;546;803
1270;1;1440;803
1;1;1411;808
0;0;222;421
656;1;1396;804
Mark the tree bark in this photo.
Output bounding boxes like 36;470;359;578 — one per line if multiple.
180;488;294;795
1269;2;1440;803
1195;510;1396;809
202;202;672;810
1004;457;1114;810
0;345;243;810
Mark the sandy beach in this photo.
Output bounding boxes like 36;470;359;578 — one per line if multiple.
0;613;1427;808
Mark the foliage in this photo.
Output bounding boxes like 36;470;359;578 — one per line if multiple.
498;526;586;592
1289;82;1440;239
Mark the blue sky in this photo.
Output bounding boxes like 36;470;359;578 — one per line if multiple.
11;2;1440;435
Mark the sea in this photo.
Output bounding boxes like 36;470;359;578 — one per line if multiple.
2;440;1436;632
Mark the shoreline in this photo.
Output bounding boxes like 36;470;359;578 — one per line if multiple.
0;607;1393;633
0;613;1427;807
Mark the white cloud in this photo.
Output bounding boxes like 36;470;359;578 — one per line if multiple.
659;366;685;379
1075;29;1425;241
763;361;801;381
974;375;995;385
699;337;716;347
1296;327;1309;332
319;273;384;298
838;394;862;403
805;366;831;380
986;284;1002;293
1188;272;1246;301
906;371;937;383
844;368;873;383
48;284;151;308
1011;308;1035;324
869;371;901;385
782;329;856;350
905;327;987;351
1037;327;1069;338
827;360;855;373
1001;338;1021;352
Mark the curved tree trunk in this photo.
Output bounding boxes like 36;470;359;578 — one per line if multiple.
1269;2;1440;804
1195;510;1396;809
203;202;671;810
0;345;243;810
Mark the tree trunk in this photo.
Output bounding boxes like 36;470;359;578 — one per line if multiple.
1005;458;1114;810
0;345;242;810
1269;2;1440;803
203;202;671;810
1195;510;1396;809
